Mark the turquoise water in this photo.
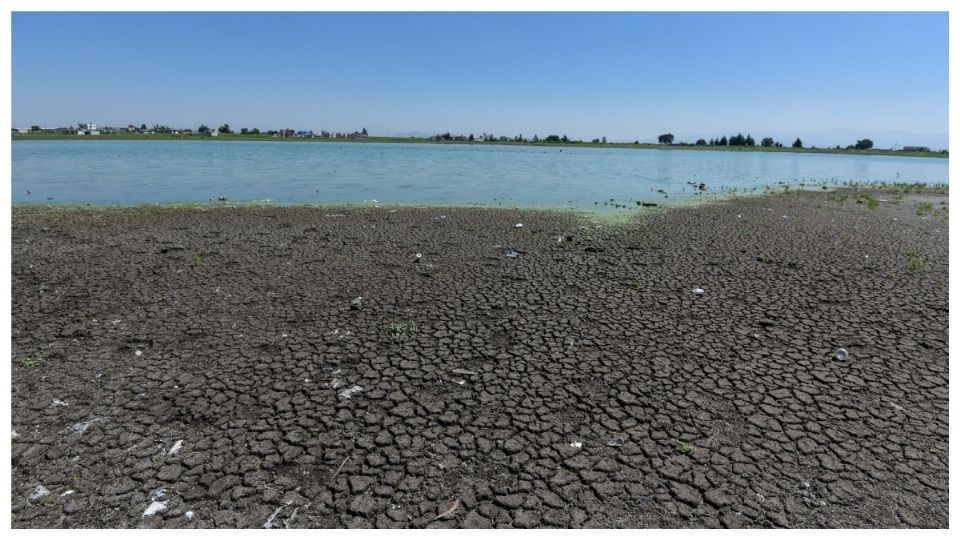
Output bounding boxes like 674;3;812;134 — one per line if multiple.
11;140;948;209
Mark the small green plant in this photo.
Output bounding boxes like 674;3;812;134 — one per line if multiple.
21;356;43;367
916;202;934;216
671;438;692;454
387;321;417;337
832;194;848;203
191;254;202;267
908;258;924;272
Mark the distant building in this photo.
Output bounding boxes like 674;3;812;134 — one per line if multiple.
13;128;29;135
902;146;930;152
77;123;100;136
295;130;314;138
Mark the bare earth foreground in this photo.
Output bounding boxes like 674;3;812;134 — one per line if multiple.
11;190;948;528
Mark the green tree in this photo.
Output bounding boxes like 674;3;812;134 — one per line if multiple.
719;136;728;146
140;123;147;131
761;137;775;147
658;133;675;144
854;138;874;150
745;134;755;146
792;138;803;148
218;124;232;134
198;124;211;133
30;125;40;132
361;127;368;136
695;139;707;146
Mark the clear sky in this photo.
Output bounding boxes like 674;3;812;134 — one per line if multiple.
12;12;949;148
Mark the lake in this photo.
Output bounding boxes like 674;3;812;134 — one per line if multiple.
11;140;949;210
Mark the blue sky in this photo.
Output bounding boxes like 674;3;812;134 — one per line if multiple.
12;12;949;148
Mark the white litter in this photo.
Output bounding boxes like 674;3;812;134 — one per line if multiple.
339;385;363;399
329;378;343;389
515;223;523;228
51;399;69;407
142;500;168;517
736;214;742;218
570;441;583;448
12;429;18;439
29;485;50;501
263;502;291;529
185;511;195;520
135;350;143;357
60;490;74;497
692;288;705;295
68;418;103;434
168;440;184;456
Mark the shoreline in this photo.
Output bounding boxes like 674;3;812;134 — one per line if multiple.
12;189;949;528
13;134;949;159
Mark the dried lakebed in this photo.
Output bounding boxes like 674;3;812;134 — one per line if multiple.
11;190;949;528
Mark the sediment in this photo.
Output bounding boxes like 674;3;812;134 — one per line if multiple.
11;189;949;528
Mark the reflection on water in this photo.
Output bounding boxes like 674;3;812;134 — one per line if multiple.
12;140;948;210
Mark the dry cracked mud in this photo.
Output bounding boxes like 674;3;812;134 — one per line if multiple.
11;189;948;528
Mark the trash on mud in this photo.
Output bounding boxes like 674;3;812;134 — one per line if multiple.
68;417;103;434
339;385;362;399
185;511;195;520
505;250;520;258
414;253;422;262
12;429;18;439
263;502;291;529
167;440;184;456
692;288;705;295
142;500;167;517
50;399;68;408
833;348;850;361
29;485;51;501
434;499;461;521
350;296;363;310
60;490;74;497
570;441;583;448
557;236;564;243
736;214;742;219
135;350;143;357
329;378;343;389
323;213;346;218
322;365;340;374
515;223;523;228
451;368;478;376
606;437;625;447
436;214;448;221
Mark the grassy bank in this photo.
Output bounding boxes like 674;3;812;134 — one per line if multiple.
14;131;948;159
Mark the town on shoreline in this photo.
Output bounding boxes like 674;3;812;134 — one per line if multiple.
12;122;948;159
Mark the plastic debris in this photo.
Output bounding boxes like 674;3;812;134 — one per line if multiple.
434;499;461;521
339;385;363;399
12;428;18;439
142;500;168;517
51;399;69;407
322;365;340;374
135;350;143;357
451;368;478;376
185;511;195;520
168;440;184;456
505;250;520;258
515;223;523;228
606;437;625;447
350;296;363;310
60;490;74;497
692;288;705;295
29;485;50;501
68;417;103;434
570;441;583;448
833;348;849;361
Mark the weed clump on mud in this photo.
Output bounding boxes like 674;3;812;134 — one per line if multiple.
21;356;43;367
908;258;924;272
388;321;417;337
856;194;879;209
191;254;202;268
671;438;693;454
916;202;934;216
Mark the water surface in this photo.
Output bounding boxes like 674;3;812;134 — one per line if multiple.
12;140;948;209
